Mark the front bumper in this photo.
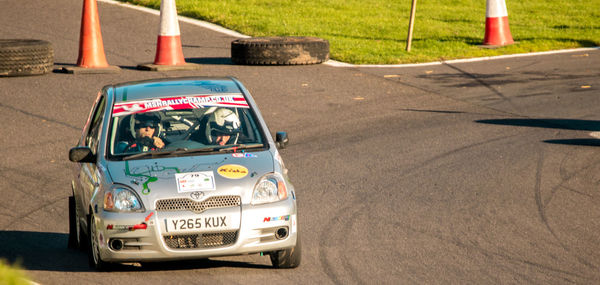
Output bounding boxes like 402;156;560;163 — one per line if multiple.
94;197;298;262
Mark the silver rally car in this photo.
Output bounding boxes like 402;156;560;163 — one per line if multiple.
68;77;299;270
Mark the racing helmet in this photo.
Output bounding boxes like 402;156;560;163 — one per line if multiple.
130;112;162;139
205;108;241;144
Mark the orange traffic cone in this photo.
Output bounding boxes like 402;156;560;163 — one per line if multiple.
137;0;200;71
483;0;514;46
63;0;119;74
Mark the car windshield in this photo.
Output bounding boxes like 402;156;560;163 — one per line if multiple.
107;94;265;160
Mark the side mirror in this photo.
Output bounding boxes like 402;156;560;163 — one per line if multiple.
69;146;96;163
275;132;289;149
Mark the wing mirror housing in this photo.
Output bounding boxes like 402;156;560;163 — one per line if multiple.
69;146;96;163
275;132;289;149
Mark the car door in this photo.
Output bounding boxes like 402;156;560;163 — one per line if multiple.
75;93;106;229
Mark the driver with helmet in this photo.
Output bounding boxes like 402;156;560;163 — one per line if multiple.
118;112;165;153
205;108;241;146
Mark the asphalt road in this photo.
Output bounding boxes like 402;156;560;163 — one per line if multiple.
1;0;599;284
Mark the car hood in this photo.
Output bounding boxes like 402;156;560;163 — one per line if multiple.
106;151;274;206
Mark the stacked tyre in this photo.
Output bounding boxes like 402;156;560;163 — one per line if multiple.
231;36;329;65
0;39;54;77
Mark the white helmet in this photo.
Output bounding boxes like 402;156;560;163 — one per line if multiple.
205;108;241;144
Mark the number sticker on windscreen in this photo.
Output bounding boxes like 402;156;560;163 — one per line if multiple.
175;171;215;192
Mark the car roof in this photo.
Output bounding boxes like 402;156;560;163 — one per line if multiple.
111;77;244;103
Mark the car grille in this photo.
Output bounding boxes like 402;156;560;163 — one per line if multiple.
155;196;241;214
163;231;238;249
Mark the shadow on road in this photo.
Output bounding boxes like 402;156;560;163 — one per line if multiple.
52;57;234;70
543;139;600;146
0;231;270;272
0;231;90;272
476;118;600;147
187;57;233;65
476;118;600;131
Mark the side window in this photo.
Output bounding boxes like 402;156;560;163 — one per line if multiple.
85;95;106;154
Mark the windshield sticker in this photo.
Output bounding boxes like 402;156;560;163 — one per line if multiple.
217;164;248;179
231;153;257;158
113;94;249;117
124;162;228;195
125;161;181;195
176;171;216;192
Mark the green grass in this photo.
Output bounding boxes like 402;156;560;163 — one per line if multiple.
118;0;599;64
0;259;31;285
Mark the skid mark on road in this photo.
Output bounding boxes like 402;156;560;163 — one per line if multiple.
399;133;522;198
339;202;368;285
0;195;65;230
533;147;597;270
0;165;68;230
0;102;79;130
0;165;65;198
544;149;600;206
443;63;519;110
318;199;368;285
1;138;75;154
534;149;550;228
402;222;590;282
318;208;344;284
377;70;525;119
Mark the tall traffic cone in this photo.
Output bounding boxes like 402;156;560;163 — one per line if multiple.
483;0;514;46
63;0;120;74
137;0;200;71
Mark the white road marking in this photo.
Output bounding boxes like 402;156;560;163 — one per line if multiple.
335;47;600;68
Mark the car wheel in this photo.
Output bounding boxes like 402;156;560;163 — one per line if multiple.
67;196;81;249
270;234;302;268
231;37;329;65
88;213;111;271
0;39;53;77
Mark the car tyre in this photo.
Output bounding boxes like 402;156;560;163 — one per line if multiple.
88;213;111;271
67;196;81;249
231;37;329;65
0;39;53;77
270;234;301;268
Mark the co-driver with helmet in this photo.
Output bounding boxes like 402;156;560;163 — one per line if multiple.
205;108;242;146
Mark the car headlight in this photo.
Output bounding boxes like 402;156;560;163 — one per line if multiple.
104;185;144;212
251;173;288;205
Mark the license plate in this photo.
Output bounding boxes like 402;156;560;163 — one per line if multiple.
164;215;231;233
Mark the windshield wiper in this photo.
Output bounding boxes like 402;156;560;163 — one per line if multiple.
218;143;265;152
167;147;224;155
121;144;265;160
164;144;264;155
122;150;179;161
